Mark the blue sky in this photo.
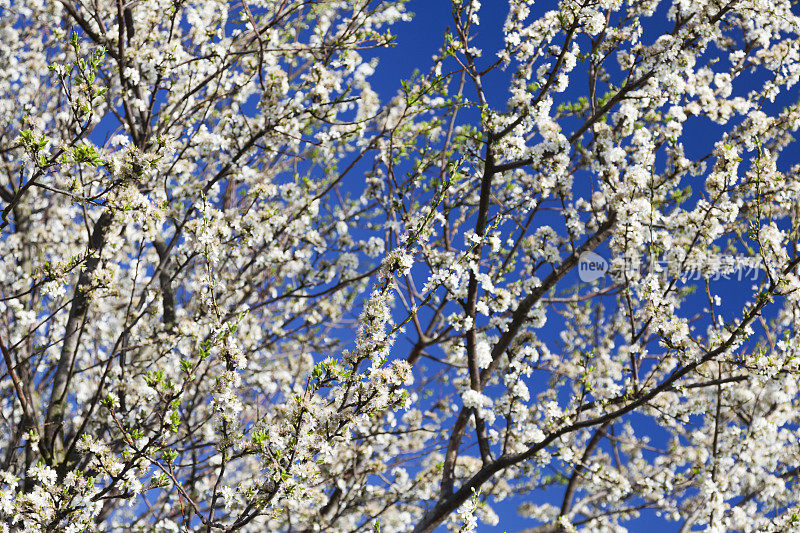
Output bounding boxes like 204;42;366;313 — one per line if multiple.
358;1;800;531
365;2;679;531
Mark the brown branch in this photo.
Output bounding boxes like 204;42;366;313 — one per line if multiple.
44;210;114;458
0;331;35;428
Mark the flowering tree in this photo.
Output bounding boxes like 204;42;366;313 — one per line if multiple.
2;0;800;531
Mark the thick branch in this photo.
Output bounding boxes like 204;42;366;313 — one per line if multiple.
438;210;617;502
44;210;114;457
480;210;617;388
